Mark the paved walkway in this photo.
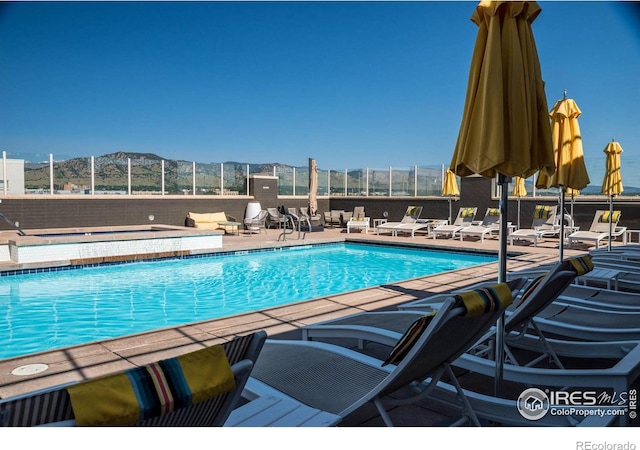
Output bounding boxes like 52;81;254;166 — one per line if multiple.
0;225;594;425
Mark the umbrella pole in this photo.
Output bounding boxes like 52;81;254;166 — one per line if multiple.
609;196;614;251
448;196;453;224
559;188;565;261
494;174;510;397
517;197;521;229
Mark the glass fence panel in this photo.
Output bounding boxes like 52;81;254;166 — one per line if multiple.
93;155;129;194
173;161;192;195
277;166;293;196
317;169;329;196
390;167;413;197
50;157;91;194
329;170;346;196
417;166;443;196
24;160;50;194
346;169;366;196
195;162;220;195
296;168;309;197
222;163;247;195
130;157;162;194
369;168;389;196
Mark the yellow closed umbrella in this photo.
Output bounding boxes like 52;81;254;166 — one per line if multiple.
450;2;555;180
449;1;554;394
512;176;527;229
442;169;460;224
602;140;624;250
536;93;590;260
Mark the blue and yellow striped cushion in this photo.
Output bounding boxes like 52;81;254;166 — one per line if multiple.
67;344;235;426
382;282;512;366
461;207;475;218
453;282;513;316
534;205;552;219
565;254;594;276
407;206;421;218
599;211;621;223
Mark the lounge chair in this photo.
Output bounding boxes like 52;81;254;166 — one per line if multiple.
458;207;501;243
508;204;559;247
250;278;617;426
249;283;522;427
568;209;627;249
300;257;638;423
323;210;345;228
431;207;477;239
0;331;267;427
375;205;423;236
345;207;370;234
299;206;322;227
266;207;287;229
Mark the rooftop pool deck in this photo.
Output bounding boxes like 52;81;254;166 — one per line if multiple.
0;225;594;425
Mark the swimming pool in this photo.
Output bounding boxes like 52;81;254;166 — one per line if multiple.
0;243;496;359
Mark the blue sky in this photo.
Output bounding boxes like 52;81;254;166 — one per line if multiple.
1;1;639;182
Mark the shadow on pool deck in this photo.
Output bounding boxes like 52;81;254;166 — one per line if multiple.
0;225;604;426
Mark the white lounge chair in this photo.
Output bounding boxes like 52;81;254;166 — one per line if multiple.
458;207;501;243
508;204;559;247
568;209;627;249
432;207;477;239
375;205;423;236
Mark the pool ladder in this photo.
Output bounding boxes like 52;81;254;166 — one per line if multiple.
277;214;307;241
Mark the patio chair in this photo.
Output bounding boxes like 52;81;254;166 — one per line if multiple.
0;331;267;427
431;207;477;239
567;209;627;249
323;210;344;228
375;205;423;236
249;284;518;426
508;204;559;247
244;209;268;235
299;206;322;227
458;207;501;243
266;207;287;229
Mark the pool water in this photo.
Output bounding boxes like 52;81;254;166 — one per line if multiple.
0;243;496;359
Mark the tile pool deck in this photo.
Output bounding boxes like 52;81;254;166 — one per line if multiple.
0;225;604;425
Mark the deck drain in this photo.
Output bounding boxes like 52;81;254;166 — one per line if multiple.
11;363;49;376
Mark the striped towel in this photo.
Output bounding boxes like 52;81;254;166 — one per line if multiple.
382;282;512;366
461;207;475;218
534;205;552;219
599;210;621;223
67;345;234;426
382;311;437;366
454;282;513;316
565;254;594;276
